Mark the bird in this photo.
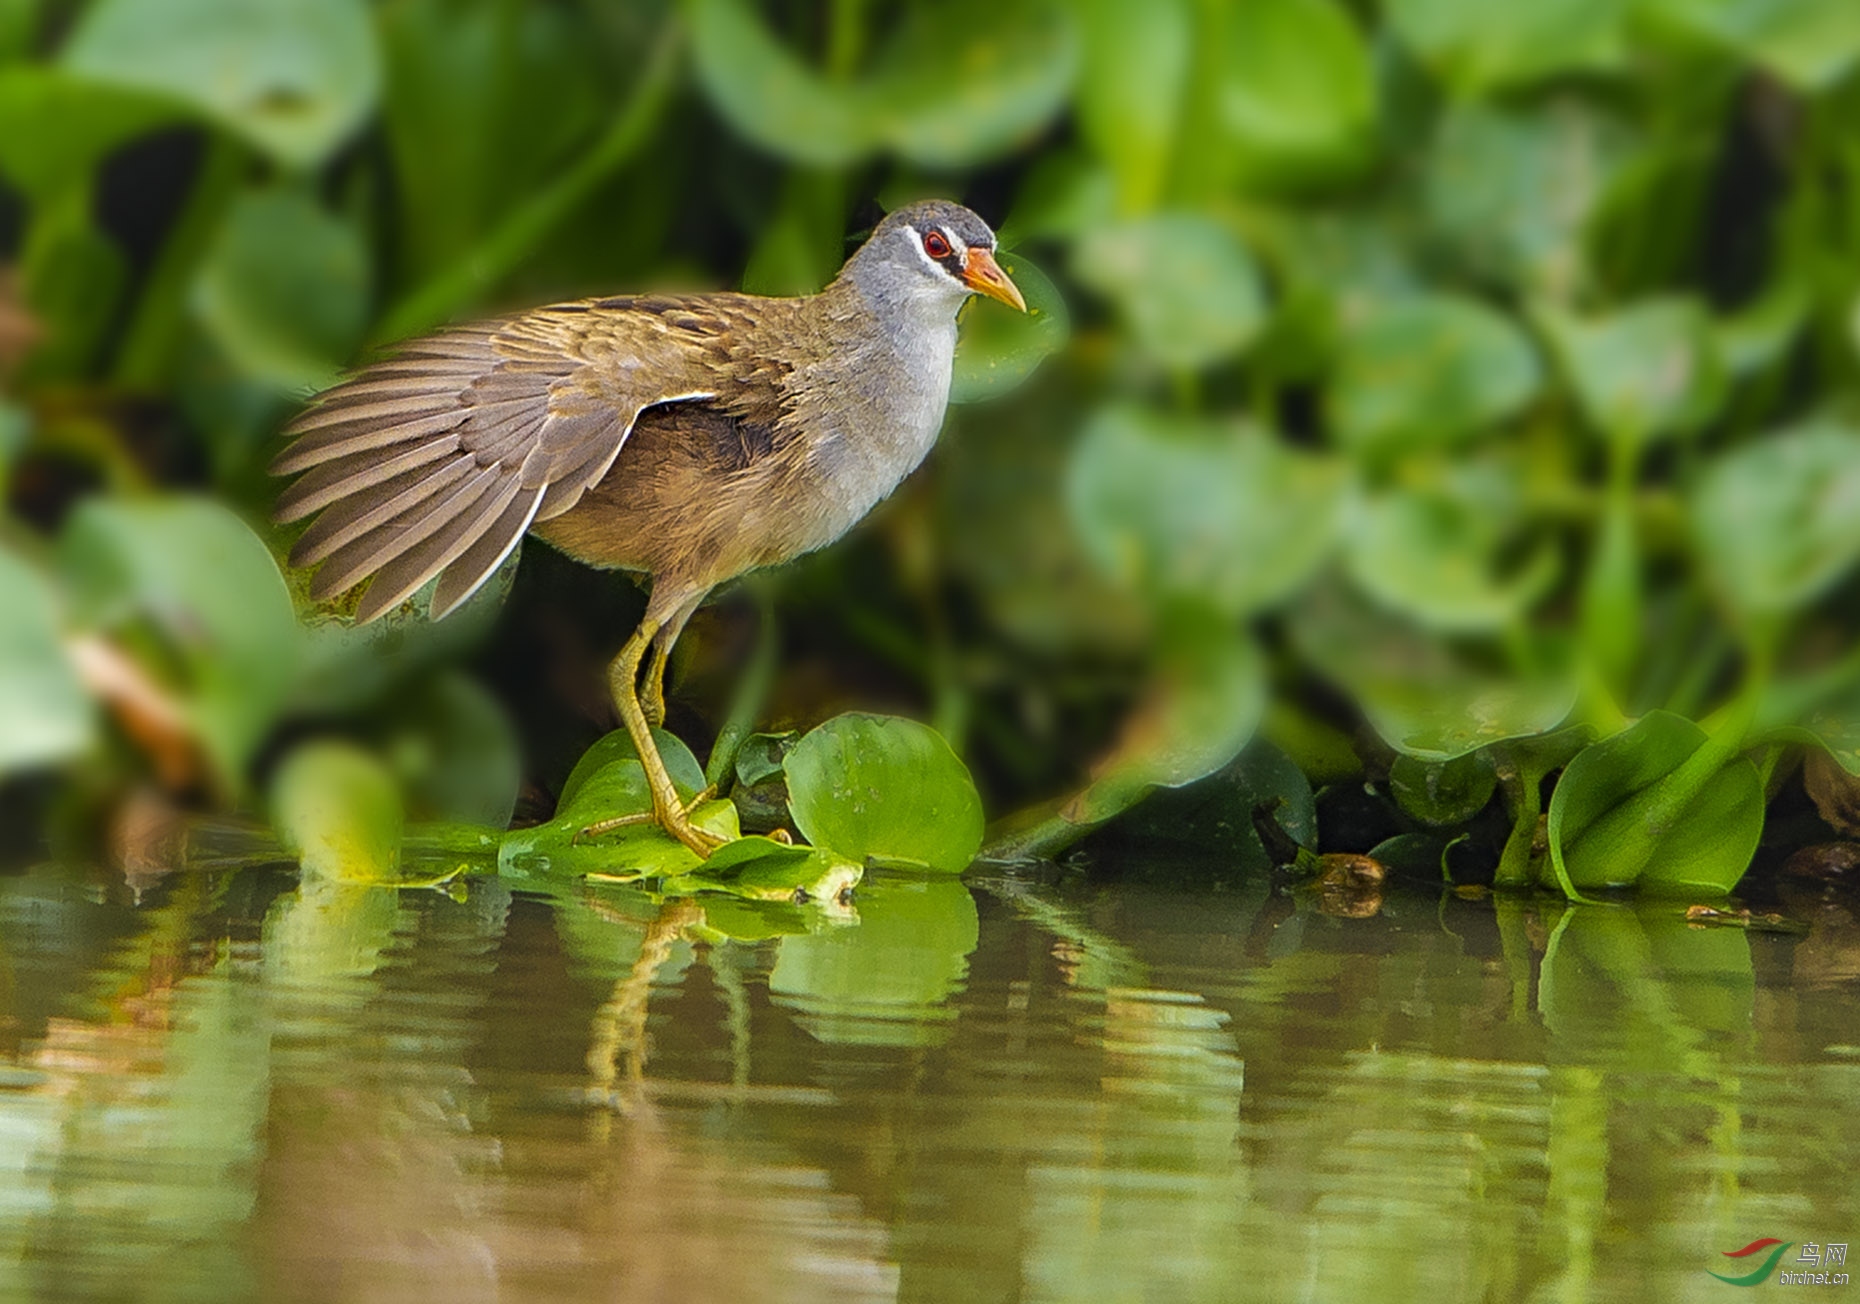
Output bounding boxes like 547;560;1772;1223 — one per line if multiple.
271;199;1026;857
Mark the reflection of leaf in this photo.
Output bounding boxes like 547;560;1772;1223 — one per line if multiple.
1325;294;1542;455
0;545;93;778
1068;406;1350;618
769;874;979;1047
1547;711;1762;894
1691;421;1860;621
1072;214;1266;369
60;497;299;787
785;714;984;872
63;0;381;169
950;251;1069;403
269;740;403;883
193;188;369;391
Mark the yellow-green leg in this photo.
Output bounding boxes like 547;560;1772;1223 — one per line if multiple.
641;642;671;728
582;616;726;857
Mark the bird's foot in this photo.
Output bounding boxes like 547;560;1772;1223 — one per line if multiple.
641;680;666;729
575;785;725;856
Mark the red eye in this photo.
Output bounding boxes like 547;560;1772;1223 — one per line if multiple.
923;231;951;259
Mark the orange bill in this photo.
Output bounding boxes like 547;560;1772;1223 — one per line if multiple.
962;248;1028;312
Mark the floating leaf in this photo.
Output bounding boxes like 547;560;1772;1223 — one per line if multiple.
1067;405;1351;618
0;545;93;777
1325;294;1542;455
193;188;369;391
1071;213;1266;370
769;873;980;1047
1691;420;1860;620
1547;711;1762;894
59;497;298;788
499;755;738;882
785;714;984;872
950;250;1070;403
1389;750;1497;826
269;740;404;884
62;0;381;169
662;836;862;904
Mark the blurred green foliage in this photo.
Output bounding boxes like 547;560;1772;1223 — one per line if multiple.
6;0;1860;898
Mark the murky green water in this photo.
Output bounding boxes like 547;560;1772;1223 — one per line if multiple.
0;858;1854;1302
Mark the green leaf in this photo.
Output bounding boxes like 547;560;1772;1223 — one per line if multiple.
59;497;298;787
193;188;369;391
269;740;404;884
0;545;93;777
62;0;380;169
1071;213;1267;370
1540;298;1725;444
561;728;707;811
0;66;176;200
662;836;862;904
1073;0;1191;210
768;873;980;1047
1691;420;1860;620
1325;294;1542;455
1067;406;1351;618
1344;477;1559;632
1219;0;1377;186
1386;0;1624;94
1642;0;1860;92
950;250;1070;403
784;714;985;872
372;672;521;829
1547;711;1762;894
498;757;739;882
1111;739;1316;871
1389;750;1498;826
1424;99;1635;300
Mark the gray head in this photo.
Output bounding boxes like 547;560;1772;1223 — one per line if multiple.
838;199;1026;317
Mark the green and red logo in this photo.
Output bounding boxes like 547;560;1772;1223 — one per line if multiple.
1710;1238;1793;1286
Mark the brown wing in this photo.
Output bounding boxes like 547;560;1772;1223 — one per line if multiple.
272;296;769;624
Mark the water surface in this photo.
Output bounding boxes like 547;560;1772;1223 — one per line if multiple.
0;859;1854;1302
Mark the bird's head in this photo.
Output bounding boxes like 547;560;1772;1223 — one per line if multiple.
846;199;1027;315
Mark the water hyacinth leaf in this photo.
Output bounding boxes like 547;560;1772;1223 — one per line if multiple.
1540;298;1725;443
62;0;380;169
269;740;404;883
1547;711;1762;894
785;714;985;872
1071;213;1267;370
688;0;866;165
0;546;93;777
193;188;369;392
1113;739;1316;871
59;497;298;787
1691;421;1860;620
1219;0;1377;185
662;837;862;903
373;671;521;828
1345;484;1559;632
866;1;1078;169
950;250;1069;403
1389;750;1498;826
1385;0;1624;94
1067;406;1350;618
1642;0;1860;92
0;67;177;200
498;758;738;881
769;873;979;1047
1073;0;1191;210
1081;621;1268;814
1326;294;1542;455
1424;99;1635;300
560;728;707;810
